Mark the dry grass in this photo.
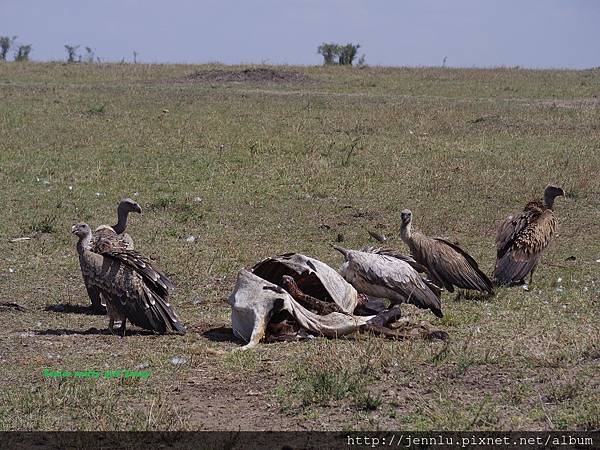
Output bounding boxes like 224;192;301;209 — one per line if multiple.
0;62;599;431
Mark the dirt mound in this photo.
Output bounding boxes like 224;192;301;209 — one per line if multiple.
538;97;600;110
176;67;309;84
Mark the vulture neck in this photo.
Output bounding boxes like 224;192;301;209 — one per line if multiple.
332;245;350;261
400;222;412;243
544;193;557;210
113;205;129;234
77;234;92;255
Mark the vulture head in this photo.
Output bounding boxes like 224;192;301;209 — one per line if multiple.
72;223;93;250
543;185;565;209
71;222;92;238
400;209;413;226
119;198;142;215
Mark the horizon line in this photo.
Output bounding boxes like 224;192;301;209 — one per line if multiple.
1;60;599;72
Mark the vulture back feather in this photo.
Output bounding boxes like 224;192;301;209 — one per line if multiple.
360;245;442;296
493;185;564;286
333;246;443;318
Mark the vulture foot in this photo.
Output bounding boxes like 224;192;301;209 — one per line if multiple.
109;318;127;337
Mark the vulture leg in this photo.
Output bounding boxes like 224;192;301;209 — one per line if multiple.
109;318;116;335
529;267;536;285
86;285;106;314
106;300;124;334
118;318;127;337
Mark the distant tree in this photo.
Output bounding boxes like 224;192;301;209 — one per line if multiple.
317;42;362;66
337;43;360;65
317;43;340;65
133;51;139;64
0;36;17;61
84;47;95;63
14;44;32;61
64;45;79;63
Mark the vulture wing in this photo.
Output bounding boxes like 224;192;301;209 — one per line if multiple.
99;248;175;297
360;246;427;272
495;202;543;259
80;250;184;334
428;238;494;294
344;250;443;318
360;245;442;296
493;208;556;285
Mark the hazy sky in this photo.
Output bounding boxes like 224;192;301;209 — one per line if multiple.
2;0;599;68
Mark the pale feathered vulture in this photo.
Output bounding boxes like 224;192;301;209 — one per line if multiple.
493;184;565;286
360;245;443;297
333;246;443;318
400;209;494;295
72;223;185;335
90;198;142;253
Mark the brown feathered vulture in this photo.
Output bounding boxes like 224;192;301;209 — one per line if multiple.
400;209;494;295
91;198;142;253
85;198;142;313
333;246;443;318
493;184;565;286
72;223;185;336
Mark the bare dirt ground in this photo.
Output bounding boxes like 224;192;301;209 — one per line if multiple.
173;67;310;84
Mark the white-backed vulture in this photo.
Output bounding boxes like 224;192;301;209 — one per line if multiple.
333;246;443;318
360;245;443;297
399;209;494;295
493;184;565;286
91;198;142;253
72;223;185;335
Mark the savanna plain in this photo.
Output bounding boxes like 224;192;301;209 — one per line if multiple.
0;62;599;431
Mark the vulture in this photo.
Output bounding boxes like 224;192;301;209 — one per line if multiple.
360;245;443;297
493;184;565;286
90;198;142;252
72;223;185;336
85;198;141;312
333;246;443;318
399;209;494;295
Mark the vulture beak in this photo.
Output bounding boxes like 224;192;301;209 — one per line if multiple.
71;225;78;234
134;204;142;214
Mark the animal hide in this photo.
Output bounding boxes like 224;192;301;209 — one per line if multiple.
228;256;374;349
